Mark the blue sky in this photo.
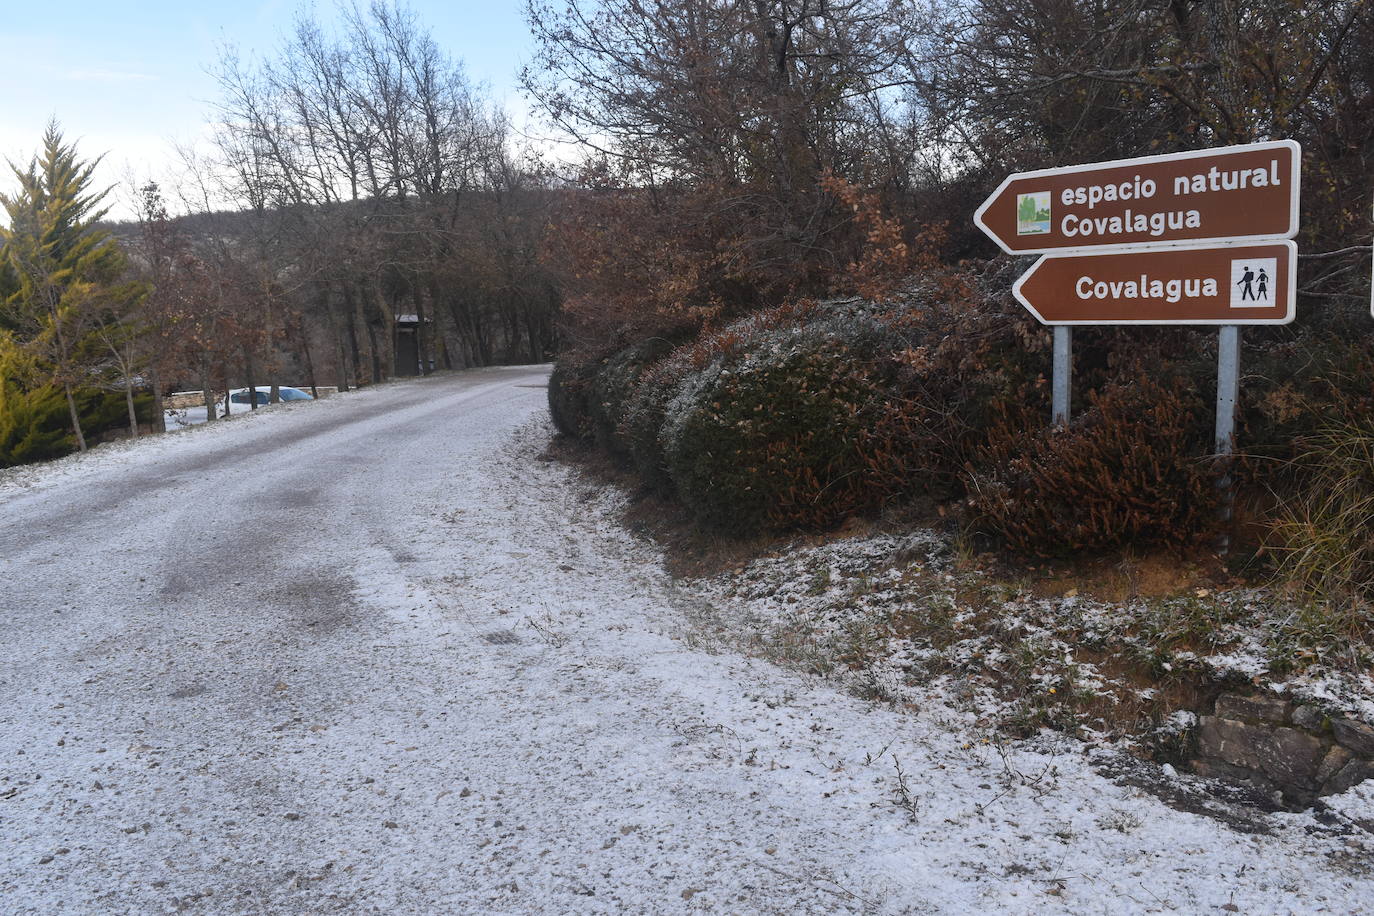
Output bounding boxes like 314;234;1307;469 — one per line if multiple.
0;0;536;216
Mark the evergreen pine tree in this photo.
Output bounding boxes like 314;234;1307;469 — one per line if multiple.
0;121;131;451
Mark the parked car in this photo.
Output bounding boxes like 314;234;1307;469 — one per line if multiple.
228;386;315;406
164;386;319;428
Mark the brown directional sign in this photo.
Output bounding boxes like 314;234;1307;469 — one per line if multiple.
976;140;1300;254
1012;241;1296;325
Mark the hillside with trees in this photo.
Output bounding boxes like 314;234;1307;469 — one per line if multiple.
529;0;1374;805
537;0;1373;586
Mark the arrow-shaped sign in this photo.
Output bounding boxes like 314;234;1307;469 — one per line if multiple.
1013;241;1297;325
976;141;1300;254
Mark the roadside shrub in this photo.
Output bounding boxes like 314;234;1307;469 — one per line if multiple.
620;357;688;494
587;337;675;459
661;310;905;531
547;359;599;440
0;384;154;468
615;273;1049;528
619;300;829;496
1242;332;1374;463
0;383;71;465
870;267;1048;499
1265;418;1374;609
969;376;1221;555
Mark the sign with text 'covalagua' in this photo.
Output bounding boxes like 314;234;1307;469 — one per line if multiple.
975;140;1300;254
1012;240;1297;325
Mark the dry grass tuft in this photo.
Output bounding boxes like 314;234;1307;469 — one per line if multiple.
1266;419;1374;622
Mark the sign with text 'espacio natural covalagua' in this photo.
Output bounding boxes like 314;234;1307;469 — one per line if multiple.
975;140;1300;255
975;139;1303;441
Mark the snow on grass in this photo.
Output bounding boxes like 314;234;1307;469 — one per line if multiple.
521;430;1374;912
676;531;1374;744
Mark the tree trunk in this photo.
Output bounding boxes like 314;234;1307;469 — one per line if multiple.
321;283;350;392
523;305;542;363
49;300;86;451
301;331;319;399
63;382;87;452
336;329;351;392
445;293;472;368
357;280;385;383
411;282;431;375
244;348;257;410
365;320;384;384
342;285;363;387
1208;0;1247;141
125;376;139;439
150;365;166;434
200;358;215;423
474;312;492;366
426;275;453;370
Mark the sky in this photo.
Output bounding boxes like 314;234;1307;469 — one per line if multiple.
0;0;537;218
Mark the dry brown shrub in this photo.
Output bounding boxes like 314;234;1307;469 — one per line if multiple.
970;377;1222;555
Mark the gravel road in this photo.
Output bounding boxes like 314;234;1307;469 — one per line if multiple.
1;368;899;914
2;367;1370;915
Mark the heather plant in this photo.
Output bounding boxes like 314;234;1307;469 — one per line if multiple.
969;376;1221;555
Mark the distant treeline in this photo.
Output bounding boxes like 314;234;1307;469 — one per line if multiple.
3;2;574;469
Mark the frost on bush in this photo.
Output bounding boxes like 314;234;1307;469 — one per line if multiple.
547;360;598;440
619;360;687;494
659;307;907;531
566;267;1050;534
587;338;675;459
609;281;1044;533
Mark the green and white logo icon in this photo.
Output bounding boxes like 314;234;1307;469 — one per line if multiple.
1016;191;1052;235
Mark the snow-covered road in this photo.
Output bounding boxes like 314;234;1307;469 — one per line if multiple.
1;367;1370;914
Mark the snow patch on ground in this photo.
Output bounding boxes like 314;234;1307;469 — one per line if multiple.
677;532;1374;740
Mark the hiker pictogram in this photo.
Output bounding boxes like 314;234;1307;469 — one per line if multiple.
1230;257;1278;308
1238;265;1257;301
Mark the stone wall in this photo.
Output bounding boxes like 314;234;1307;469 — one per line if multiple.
1192;693;1374;806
